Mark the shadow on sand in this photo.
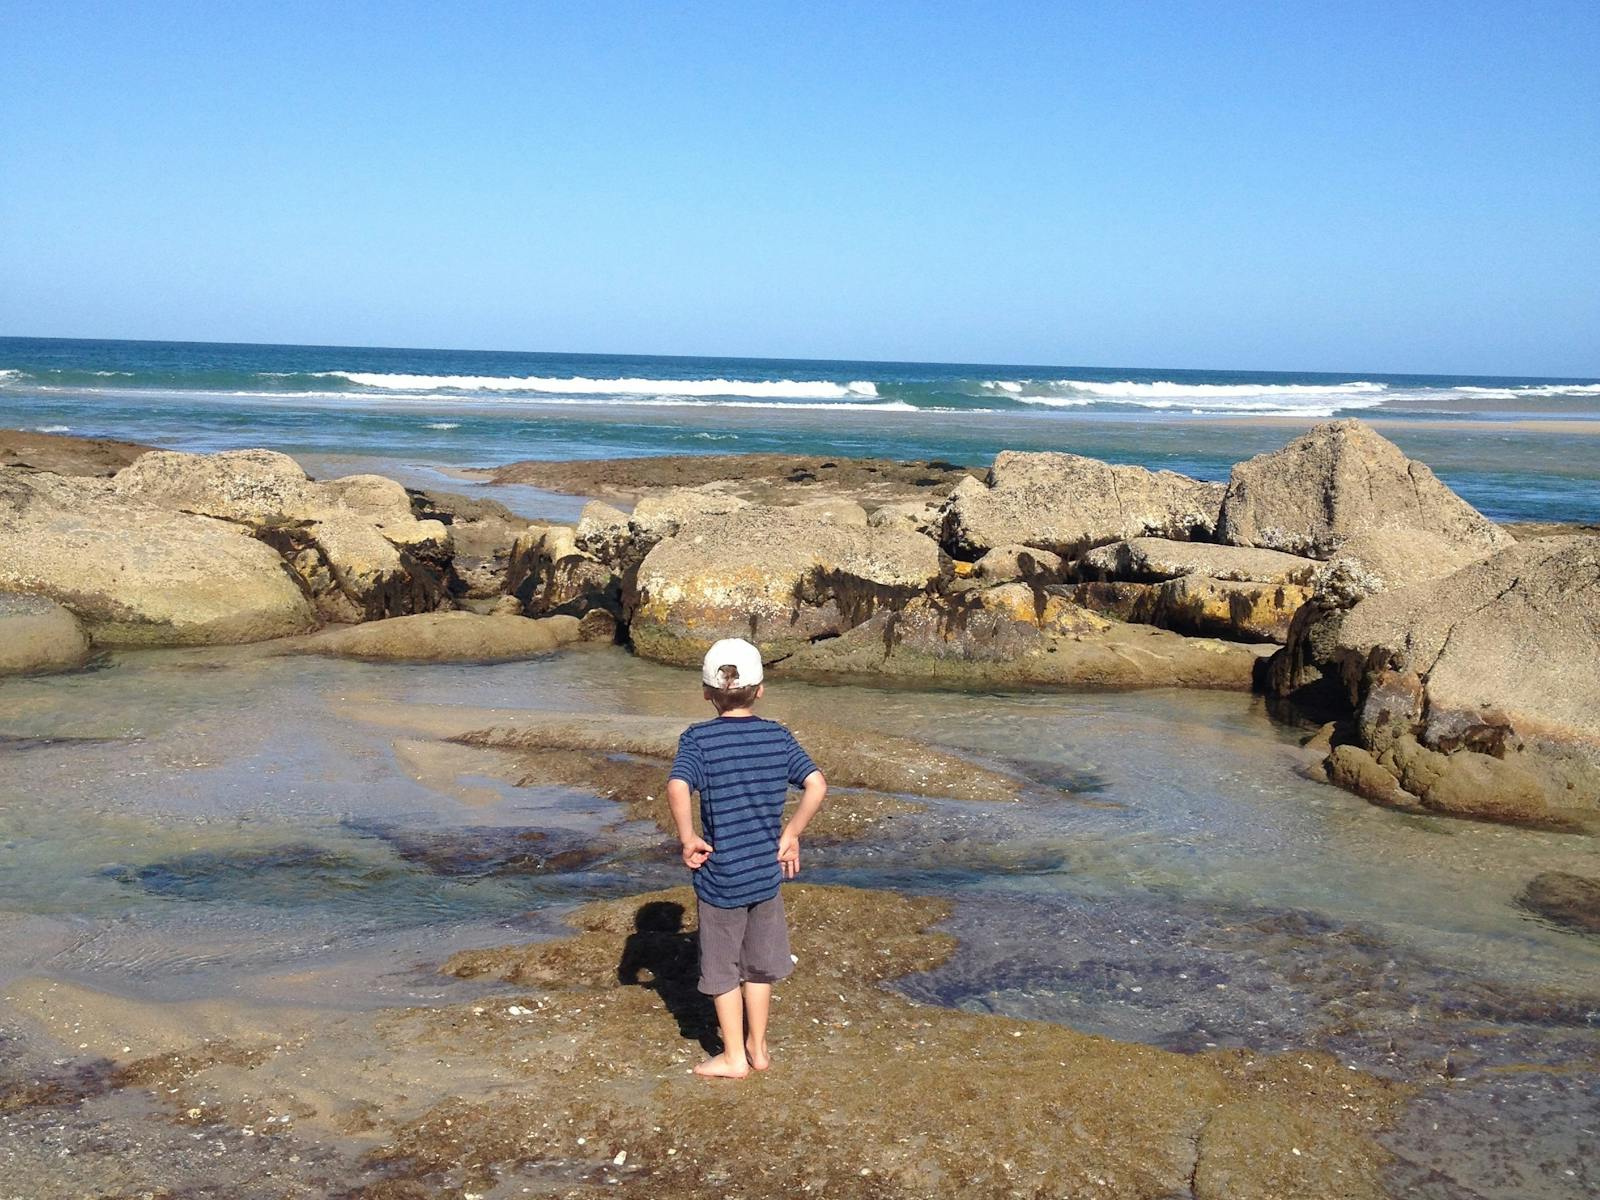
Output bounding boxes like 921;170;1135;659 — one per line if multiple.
616;900;718;1053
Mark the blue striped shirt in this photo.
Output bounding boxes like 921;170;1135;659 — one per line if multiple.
669;715;819;908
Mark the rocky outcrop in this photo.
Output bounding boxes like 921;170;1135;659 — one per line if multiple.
111;450;454;623
0;427;155;476
407;490;532;601
1216;420;1512;587
1292;536;1600;825
506;524;621;625
0;468;316;645
287;611;580;662
1077;537;1322;586
486;453;978;510
630;505;944;665
1068;538;1321;643
780;584;1271;689
939;451;1224;561
0;593;92;674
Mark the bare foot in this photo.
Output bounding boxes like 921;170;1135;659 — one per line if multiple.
745;1039;771;1071
692;1051;749;1079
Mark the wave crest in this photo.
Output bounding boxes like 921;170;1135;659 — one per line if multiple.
320;371;881;400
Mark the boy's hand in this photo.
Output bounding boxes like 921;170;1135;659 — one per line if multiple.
777;832;800;879
681;835;713;870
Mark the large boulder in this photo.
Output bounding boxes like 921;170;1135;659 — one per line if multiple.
1216;420;1511;587
286;611;580;662
780;583;1271;690
1315;536;1600;824
630;506;943;664
939;452;1224;560
0;468;316;645
0;593;91;674
110;449;455;622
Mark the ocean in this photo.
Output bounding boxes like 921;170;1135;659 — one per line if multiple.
2;336;1597;522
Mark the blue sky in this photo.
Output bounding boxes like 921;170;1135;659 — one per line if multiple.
2;1;1596;375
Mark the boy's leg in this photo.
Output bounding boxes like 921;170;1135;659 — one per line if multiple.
742;981;772;1070
739;895;792;1070
694;987;749;1078
694;900;750;1078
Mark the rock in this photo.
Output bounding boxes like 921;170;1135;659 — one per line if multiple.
1077;537;1322;586
1151;576;1314;644
629;506;943;665
939;451;1225;560
780;584;1271;690
1517;872;1600;935
0;468;316;646
408;490;533;599
868;500;942;538
505;525;621;621
573;490;749;576
0;427;155;476
1296;536;1600;825
287;612;580;662
110;449;455;622
485;453;980;510
0;593;91;674
974;544;1065;584
1216;420;1511;586
1067;574;1311;644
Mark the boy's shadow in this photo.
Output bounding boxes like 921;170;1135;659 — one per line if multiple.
616;900;718;1053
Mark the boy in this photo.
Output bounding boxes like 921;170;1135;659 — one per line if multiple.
666;637;827;1079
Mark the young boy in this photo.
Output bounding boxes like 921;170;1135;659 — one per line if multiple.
666;637;827;1079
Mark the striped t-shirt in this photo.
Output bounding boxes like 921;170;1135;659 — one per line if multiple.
669;715;819;908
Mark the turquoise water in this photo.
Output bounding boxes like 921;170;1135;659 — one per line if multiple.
4;336;1599;522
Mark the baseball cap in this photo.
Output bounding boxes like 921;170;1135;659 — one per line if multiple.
701;638;764;689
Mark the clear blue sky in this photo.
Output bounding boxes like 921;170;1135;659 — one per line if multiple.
2;1;1596;375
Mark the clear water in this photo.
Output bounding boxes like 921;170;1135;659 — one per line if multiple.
3;336;1599;522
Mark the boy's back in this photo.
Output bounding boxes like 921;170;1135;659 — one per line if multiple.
669;714;816;908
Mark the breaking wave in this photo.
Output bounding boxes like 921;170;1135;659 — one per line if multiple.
319;371;882;400
978;378;1390;417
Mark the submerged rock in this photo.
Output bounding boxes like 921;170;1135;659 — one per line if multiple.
0;468;316;646
287;611;580;662
1216;419;1511;586
939;451;1224;560
1517;871;1600;935
629;504;942;664
0;593;91;675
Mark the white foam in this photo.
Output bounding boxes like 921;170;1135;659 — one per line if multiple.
32;424;71;433
0;369;21;382
424;422;460;429
319;371;881;400
989;377;1391;417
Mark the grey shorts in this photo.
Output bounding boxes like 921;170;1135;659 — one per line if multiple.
696;894;794;996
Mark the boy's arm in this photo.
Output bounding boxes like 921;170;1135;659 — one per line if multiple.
667;777;712;869
778;769;826;879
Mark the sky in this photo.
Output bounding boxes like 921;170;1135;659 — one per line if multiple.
2;1;1597;376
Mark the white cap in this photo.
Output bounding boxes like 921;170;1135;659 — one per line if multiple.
701;638;764;689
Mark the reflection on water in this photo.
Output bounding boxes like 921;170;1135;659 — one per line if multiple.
2;643;1598;1196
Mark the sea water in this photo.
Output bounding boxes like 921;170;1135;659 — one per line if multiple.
3;336;1598;521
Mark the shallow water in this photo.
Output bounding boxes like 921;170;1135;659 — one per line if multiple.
2;645;1597;1196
